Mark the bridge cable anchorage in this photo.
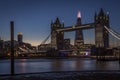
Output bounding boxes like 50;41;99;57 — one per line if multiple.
104;26;120;40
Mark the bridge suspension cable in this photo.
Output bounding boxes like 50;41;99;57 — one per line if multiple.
108;27;120;37
18;47;28;53
40;33;51;45
104;26;120;40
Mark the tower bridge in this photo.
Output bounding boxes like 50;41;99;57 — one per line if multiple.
38;8;120;57
51;8;110;50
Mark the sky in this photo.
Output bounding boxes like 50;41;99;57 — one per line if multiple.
0;0;120;46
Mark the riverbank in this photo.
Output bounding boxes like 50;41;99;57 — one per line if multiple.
0;56;90;60
0;55;119;60
1;70;120;80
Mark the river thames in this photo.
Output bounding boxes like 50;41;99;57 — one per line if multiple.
0;58;120;75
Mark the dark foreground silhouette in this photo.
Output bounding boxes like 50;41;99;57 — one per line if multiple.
1;70;120;80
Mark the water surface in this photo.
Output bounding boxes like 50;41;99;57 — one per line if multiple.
0;58;120;75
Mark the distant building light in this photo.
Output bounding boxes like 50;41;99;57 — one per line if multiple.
85;52;89;56
72;25;75;28
77;10;81;18
18;32;23;35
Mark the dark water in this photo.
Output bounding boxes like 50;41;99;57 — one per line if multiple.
0;58;120;75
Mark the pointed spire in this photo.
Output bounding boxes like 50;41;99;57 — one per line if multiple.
55;17;60;24
100;8;104;13
77;10;81;18
99;8;104;16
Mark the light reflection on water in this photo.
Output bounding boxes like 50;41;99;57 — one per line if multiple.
0;58;120;75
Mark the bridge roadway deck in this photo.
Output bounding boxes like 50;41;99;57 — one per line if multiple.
1;70;120;80
56;23;94;32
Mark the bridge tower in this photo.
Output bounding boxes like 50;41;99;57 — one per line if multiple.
51;17;64;50
74;11;84;48
95;8;109;48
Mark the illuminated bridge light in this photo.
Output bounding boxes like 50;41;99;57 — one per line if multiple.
72;25;76;28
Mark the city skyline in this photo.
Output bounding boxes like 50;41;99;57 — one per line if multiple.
0;0;120;46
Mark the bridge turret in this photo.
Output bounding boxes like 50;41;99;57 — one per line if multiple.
98;8;104;16
106;12;110;27
55;17;60;24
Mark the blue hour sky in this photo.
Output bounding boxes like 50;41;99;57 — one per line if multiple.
0;0;120;46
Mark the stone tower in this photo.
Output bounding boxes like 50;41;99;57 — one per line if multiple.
51;17;64;50
95;8;109;48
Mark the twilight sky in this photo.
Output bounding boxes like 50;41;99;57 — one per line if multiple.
0;0;120;46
